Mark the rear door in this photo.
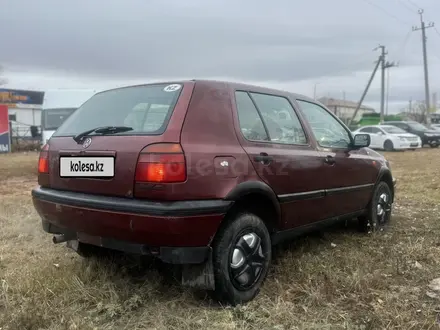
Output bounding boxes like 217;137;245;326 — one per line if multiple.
369;127;386;148
46;83;194;198
233;91;331;228
296;100;378;218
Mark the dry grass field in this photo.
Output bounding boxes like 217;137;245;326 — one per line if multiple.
1;150;440;330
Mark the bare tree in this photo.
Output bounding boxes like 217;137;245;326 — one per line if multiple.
407;101;428;123
399;101;429;123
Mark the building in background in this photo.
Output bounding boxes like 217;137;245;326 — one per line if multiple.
41;89;97;144
318;97;376;124
0;88;45;139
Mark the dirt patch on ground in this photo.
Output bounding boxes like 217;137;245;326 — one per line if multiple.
0;149;440;329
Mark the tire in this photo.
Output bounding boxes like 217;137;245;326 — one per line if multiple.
429;142;439;148
383;140;394;151
358;181;393;233
211;212;271;305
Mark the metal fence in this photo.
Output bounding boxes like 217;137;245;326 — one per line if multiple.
9;121;42;151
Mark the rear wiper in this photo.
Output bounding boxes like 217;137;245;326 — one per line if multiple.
73;126;133;143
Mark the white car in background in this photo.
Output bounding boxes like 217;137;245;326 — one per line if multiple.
353;125;422;151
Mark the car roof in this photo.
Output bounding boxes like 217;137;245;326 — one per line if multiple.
357;125;383;129
93;79;317;104
357;125;405;131
378;125;399;129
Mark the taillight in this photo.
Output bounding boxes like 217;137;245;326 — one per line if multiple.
135;143;186;183
38;144;49;174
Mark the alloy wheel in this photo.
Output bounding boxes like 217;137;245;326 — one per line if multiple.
375;192;391;229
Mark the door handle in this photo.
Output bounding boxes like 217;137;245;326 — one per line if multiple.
324;155;335;165
254;152;273;165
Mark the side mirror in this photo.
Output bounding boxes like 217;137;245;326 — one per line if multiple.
352;133;370;148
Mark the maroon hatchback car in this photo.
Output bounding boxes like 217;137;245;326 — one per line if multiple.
32;80;396;304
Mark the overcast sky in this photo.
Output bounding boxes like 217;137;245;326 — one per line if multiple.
1;0;440;113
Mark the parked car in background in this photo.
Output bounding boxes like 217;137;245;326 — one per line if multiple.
353;125;422;151
32;80;396;305
430;124;440;131
384;121;440;148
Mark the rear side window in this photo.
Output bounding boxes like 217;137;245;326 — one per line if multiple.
249;92;307;145
54;84;183;136
359;127;372;133
235;91;269;141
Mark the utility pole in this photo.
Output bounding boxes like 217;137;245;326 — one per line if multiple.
386;69;390;116
379;45;386;123
412;9;434;124
409;98;412;114
377;45;397;123
385;62;399;116
348;53;382;126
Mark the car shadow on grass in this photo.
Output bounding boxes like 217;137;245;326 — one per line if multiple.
76;217;372;307
271;217;366;262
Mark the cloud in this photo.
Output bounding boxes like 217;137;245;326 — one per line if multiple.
1;0;439;113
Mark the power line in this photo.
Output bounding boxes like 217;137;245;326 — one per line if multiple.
315;49;377;80
397;0;417;13
375;44;397;123
360;0;412;26
406;0;420;10
390;30;413;64
430;27;440;61
316;30;413;97
430;52;440;61
348;52;382;126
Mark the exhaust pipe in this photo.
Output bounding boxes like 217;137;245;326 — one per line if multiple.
53;234;71;244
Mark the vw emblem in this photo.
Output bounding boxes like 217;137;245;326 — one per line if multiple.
82;137;92;149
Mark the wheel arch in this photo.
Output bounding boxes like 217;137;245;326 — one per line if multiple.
375;167;395;202
222;181;281;234
383;139;394;150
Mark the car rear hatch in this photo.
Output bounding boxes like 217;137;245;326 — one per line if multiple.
42;82;194;198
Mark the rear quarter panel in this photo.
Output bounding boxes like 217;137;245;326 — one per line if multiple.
146;81;259;201
181;81;260;199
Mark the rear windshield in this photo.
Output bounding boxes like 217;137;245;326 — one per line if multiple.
53;83;183;137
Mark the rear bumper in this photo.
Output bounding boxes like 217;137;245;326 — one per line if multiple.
32;186;232;263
